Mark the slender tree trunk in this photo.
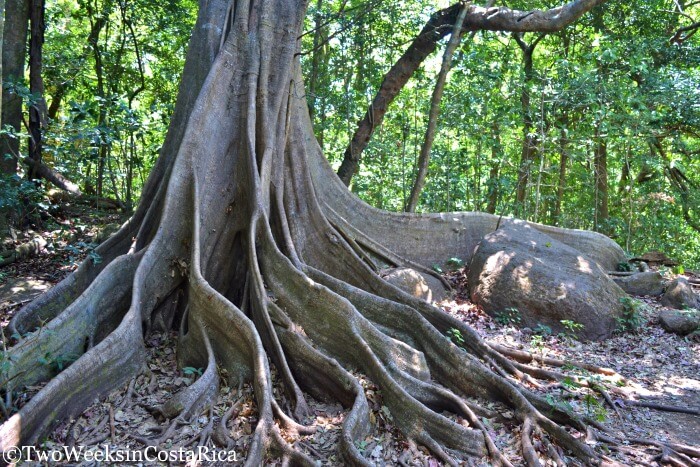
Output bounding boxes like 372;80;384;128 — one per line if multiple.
126;131;134;212
47;82;66;120
553;123;569;225
86;1;108;197
473;138;482;211
0;0;29;175
533;148;546;222
27;0;46;181
485;122;501;214
337;4;463;186
593;124;608;233
405;5;468;212
513;33;544;218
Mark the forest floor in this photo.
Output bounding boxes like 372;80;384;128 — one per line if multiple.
0;205;698;466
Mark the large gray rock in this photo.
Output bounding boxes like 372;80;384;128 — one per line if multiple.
382;267;448;303
659;308;700;336
661;277;699;310
612;271;665;296
467;221;626;341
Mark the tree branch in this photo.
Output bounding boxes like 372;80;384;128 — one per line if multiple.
464;0;606;32
670;20;700;43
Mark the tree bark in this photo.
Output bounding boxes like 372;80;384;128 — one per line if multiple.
405;5;468;212
593;122;608;233
22;155;81;194
653;137;700;234
0;0;29;176
485;122;501;214
27;0;46;181
337;0;607;186
553;124;569;225
513;33;544;218
85;0;108;197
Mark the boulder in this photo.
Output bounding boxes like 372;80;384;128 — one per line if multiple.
382;267;447;303
612;271;665;296
467;221;625;340
659;308;700;336
660;277;699;310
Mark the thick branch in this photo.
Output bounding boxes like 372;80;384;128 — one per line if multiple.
22;156;82;194
463;0;606;33
336;0;607;185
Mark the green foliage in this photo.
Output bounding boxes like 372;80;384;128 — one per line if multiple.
0;172;43;224
544;393;574;415
582;392;607;422
495;308;521;326
616;297;645;332
63;241;100;266
446;328;465;347
533;324;553;336
2;0;698;272
37;351;78;372
559;320;584;341
2;0;198;215
182;367;203;377
529;334;546;353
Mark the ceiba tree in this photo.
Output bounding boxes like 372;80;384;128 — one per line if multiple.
0;1;644;465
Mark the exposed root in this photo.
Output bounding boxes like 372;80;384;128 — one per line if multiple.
592;429;700;466
0;305;145;447
8;218;140;336
489;342;619;377
624;399;700;416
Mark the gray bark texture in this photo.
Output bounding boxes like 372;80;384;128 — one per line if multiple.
0;0;28;175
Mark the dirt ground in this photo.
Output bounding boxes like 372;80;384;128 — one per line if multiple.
0;208;698;465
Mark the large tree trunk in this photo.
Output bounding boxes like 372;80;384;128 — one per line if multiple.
0;0;29;175
0;1;637;465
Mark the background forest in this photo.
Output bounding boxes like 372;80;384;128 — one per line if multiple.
2;0;699;267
